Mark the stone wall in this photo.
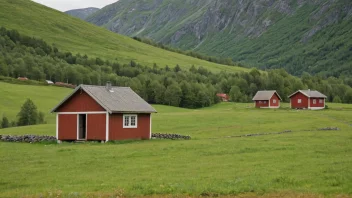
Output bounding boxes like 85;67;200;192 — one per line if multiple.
0;135;56;143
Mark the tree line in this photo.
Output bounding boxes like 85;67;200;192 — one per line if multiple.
0;26;352;108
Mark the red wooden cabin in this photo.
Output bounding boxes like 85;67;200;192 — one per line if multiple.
288;90;326;110
216;93;230;102
55;82;77;89
17;77;28;81
252;90;282;108
51;83;157;142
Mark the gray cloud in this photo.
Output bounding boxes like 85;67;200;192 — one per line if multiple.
32;0;118;12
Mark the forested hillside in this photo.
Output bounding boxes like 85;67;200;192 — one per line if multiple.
1;27;352;107
87;0;352;77
0;0;245;73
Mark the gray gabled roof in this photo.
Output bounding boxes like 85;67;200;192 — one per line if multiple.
252;90;282;101
51;85;157;113
288;90;327;98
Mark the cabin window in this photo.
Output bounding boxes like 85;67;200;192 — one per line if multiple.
123;114;138;128
264;101;267;104
319;99;323;104
313;99;317;104
273;99;277;104
259;101;262;104
298;99;302;104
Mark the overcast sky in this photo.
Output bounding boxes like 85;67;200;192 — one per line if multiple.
32;0;118;12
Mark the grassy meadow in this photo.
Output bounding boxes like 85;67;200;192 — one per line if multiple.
0;82;352;197
0;82;71;124
0;0;247;73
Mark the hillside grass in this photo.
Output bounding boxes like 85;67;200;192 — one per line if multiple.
0;83;352;197
0;82;72;124
0;0;247;73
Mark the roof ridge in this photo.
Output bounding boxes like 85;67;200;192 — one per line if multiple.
52;84;157;113
81;84;131;89
288;90;326;98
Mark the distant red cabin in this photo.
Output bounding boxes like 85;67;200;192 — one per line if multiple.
55;82;76;89
252;90;282;108
217;93;230;102
51;83;157;142
289;90;326;110
17;77;28;81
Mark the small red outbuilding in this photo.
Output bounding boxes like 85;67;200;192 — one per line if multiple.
288;90;327;110
51;83;157;142
252;90;282;108
216;93;230;102
17;77;28;81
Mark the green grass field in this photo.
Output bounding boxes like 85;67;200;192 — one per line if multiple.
0;82;71;124
0;0;248;73
0;83;352;197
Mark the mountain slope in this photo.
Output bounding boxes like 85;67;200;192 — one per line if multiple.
0;0;246;73
87;0;352;77
65;7;100;20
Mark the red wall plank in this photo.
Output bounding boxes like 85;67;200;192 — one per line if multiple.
310;98;325;108
57;90;105;112
270;93;280;107
255;100;269;108
290;92;309;109
58;114;77;140
87;114;106;140
109;114;150;140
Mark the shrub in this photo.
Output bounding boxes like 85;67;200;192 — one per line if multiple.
1;116;9;128
333;96;342;103
10;121;16;127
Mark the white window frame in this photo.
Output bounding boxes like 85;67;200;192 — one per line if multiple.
298;99;302;104
123;114;138;128
264;101;267;104
319;99;323;104
313;99;317;104
273;99;277;104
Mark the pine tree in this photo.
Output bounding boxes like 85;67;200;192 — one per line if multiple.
1;116;9;128
174;64;181;72
17;99;39;126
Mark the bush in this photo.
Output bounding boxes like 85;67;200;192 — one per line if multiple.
333;96;342;103
38;112;46;124
10;121;16;127
1;116;9;128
